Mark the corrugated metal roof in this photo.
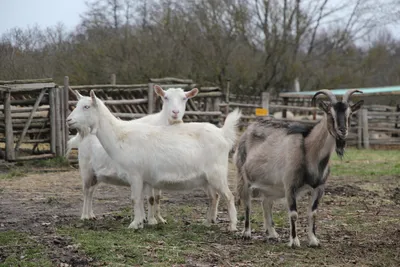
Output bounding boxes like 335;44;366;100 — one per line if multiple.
280;85;400;98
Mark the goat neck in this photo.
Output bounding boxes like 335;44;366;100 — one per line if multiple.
94;100;125;161
304;115;336;177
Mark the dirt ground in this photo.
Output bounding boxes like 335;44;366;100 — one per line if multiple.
1;161;399;266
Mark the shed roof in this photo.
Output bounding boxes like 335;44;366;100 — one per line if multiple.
279;85;400;99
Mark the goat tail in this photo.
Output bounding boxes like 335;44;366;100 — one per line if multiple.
222;108;242;148
65;133;81;158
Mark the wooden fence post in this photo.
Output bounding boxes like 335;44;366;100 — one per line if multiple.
4;90;15;161
111;73;116;85
63;76;70;156
147;82;154;114
55;87;62;156
362;108;370;149
225;79;231;116
357;111;363;149
49;87;56;154
282;97;288;118
261;92;270;115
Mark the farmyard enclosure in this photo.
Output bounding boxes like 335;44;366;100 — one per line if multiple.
1;77;400;267
2;0;400;265
0;149;399;266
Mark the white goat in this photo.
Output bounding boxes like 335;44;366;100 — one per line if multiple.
67;90;241;231
66;85;199;225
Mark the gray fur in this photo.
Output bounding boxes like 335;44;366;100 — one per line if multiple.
234;89;363;247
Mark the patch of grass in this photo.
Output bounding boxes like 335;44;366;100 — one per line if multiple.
0;169;26;180
0;231;52;267
58;212;220;266
331;148;400;178
24;156;70;168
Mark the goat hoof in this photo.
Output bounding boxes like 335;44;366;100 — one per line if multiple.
202;220;212;227
128;220;144;230
147;217;158;225
80;215;90;220
288;237;301;248
267;230;279;239
242;230;252;239
309;236;320;247
158;217;167;224
228;224;238;232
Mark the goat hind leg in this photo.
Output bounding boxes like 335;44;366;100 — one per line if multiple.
262;197;279;239
154;189;167;224
204;187;219;225
286;186;300;248
308;185;325;247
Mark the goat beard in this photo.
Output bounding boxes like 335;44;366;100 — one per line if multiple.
335;138;346;159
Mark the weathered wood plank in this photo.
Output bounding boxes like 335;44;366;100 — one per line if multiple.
7;83;56;92
14;89;47;153
69;99;148;106
4;91;15;161
0;78;53;84
149;77;193;84
69;84;147;89
15;153;54;161
49;88;56;154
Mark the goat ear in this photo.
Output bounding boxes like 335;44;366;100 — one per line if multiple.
185;88;199;99
350;100;364;113
318;101;331;113
154;85;165;97
74;90;83;100
90;90;98;107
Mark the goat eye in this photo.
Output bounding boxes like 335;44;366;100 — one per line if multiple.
183;97;187;101
83;105;90;109
164;97;168;100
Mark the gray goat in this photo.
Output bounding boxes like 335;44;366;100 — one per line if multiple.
234;89;363;247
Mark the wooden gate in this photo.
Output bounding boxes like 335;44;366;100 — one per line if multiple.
0;78;68;161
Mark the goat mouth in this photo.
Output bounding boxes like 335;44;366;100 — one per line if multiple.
67;122;77;128
171;115;179;119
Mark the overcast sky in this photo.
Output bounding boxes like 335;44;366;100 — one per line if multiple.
0;0;398;39
0;0;89;34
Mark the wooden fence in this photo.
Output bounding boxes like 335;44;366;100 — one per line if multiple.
0;78;68;161
2;76;400;162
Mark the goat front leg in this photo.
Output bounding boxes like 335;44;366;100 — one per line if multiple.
308;185;325;247
87;183;98;219
80;169;97;220
286;186;300;248
261;197;279;239
144;184;157;225
128;177;145;230
154;189;167;224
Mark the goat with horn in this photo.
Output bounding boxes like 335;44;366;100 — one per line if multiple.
234;89;363;247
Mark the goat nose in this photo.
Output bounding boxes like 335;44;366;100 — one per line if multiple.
172;110;179;114
67;118;72;122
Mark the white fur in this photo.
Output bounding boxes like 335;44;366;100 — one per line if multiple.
66;86;198;224
67;89;240;231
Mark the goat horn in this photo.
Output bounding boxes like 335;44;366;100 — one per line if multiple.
342;89;363;103
311;89;338;106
